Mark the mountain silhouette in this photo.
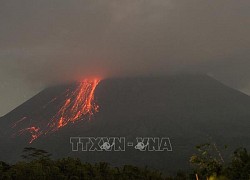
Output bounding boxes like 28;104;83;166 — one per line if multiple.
0;74;249;171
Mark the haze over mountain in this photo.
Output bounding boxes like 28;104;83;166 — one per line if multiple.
0;74;249;171
1;0;250;116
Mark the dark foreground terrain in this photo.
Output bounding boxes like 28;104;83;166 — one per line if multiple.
0;145;249;180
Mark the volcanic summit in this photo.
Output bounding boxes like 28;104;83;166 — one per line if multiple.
0;74;250;171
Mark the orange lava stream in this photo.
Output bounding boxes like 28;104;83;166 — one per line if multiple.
14;78;101;143
48;79;101;131
18;126;41;143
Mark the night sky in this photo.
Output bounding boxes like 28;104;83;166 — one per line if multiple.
0;0;250;116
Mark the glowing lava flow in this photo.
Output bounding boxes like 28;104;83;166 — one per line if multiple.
13;78;101;143
48;79;101;132
18;126;42;144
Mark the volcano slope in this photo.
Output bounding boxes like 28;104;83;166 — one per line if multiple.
0;74;250;171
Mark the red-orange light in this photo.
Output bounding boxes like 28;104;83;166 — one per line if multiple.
13;78;101;143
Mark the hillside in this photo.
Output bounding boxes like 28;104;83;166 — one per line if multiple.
0;74;249;171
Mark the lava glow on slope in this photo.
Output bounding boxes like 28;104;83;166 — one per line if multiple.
48;79;100;131
13;79;101;143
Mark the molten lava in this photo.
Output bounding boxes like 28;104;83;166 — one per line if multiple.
18;126;41;143
13;78;101;143
48;79;100;131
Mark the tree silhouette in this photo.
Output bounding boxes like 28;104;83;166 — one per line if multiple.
21;147;52;161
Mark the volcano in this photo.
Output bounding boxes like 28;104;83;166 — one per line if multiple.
0;74;250;171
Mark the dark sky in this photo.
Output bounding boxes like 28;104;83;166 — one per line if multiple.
0;0;250;116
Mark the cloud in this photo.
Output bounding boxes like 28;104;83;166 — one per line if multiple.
0;0;250;88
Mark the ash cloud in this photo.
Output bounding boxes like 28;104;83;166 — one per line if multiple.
0;0;250;88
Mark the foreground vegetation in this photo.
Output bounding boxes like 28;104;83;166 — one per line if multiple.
0;144;249;180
